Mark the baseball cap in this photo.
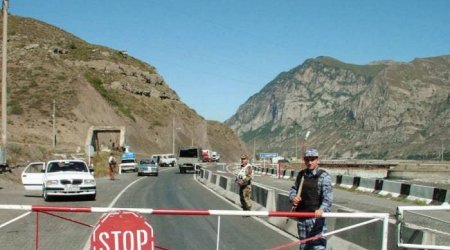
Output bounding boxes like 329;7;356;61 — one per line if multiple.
304;148;319;157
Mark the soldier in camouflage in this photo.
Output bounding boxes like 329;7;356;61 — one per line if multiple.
236;153;253;211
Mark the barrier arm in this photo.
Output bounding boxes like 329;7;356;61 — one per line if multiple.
0;204;389;250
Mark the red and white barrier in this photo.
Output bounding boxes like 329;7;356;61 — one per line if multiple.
0;204;387;219
0;204;390;250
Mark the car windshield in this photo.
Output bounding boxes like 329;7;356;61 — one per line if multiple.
47;162;88;173
140;159;154;164
121;159;136;163
179;149;198;157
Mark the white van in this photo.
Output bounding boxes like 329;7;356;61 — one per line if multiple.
152;154;177;167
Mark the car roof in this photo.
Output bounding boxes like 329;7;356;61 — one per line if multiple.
47;159;86;164
152;154;175;157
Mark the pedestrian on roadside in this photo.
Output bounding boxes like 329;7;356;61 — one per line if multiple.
236;153;253;211
108;153;117;180
289;148;333;250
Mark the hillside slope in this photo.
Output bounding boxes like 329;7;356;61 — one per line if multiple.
0;16;246;164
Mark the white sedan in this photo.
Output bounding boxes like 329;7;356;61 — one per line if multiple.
22;160;96;201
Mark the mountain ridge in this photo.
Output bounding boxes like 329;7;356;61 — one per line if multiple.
226;55;450;160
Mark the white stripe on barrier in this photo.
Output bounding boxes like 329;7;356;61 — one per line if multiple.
397;243;450;250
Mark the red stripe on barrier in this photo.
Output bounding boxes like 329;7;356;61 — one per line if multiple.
31;205;92;213
268;211;316;218
269;234;322;250
151;209;210;216
40;211;93;228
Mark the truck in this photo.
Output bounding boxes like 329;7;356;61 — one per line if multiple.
178;147;202;173
201;149;212;162
119;151;138;173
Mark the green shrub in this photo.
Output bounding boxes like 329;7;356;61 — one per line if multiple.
8;100;24;115
84;72;135;121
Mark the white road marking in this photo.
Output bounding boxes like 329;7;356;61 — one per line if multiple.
194;174;299;242
0;211;31;229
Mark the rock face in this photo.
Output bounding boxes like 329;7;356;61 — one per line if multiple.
1;16;246;163
226;56;450;160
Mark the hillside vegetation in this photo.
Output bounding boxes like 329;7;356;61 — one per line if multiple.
1;16;247;165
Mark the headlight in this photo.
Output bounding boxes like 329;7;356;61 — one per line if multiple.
84;179;96;185
46;180;59;185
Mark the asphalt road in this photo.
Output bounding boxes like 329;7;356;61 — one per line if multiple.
1;163;449;249
0;170;140;250
0;167;297;250
116;168;296;250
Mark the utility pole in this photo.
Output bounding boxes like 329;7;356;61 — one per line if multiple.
1;0;9;164
295;126;298;159
52;100;56;149
253;139;256;161
301;131;311;166
172;118;175;154
172;118;181;154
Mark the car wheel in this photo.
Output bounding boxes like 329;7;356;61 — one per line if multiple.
88;193;96;201
43;189;52;202
171;162;175;167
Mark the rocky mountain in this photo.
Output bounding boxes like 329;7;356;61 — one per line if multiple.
226;56;450;160
0;16;247;164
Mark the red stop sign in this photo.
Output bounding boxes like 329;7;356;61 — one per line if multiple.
91;211;154;250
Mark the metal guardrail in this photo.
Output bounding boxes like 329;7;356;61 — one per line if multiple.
397;205;450;250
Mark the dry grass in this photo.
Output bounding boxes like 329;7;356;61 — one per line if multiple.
91;151;121;178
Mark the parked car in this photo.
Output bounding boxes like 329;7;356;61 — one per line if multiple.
137;158;159;176
21;160;96;201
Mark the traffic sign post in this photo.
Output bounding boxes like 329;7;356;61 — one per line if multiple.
91;211;154;250
259;153;278;159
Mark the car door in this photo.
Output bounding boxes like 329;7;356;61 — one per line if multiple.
21;162;46;191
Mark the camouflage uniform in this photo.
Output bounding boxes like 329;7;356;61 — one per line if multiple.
236;161;253;210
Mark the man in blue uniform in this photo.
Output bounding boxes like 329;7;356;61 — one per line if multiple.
289;148;333;250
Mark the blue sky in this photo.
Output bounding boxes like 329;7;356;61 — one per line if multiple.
9;0;450;122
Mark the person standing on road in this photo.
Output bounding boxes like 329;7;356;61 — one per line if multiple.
108;153;117;180
289;148;333;250
236;153;253;211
